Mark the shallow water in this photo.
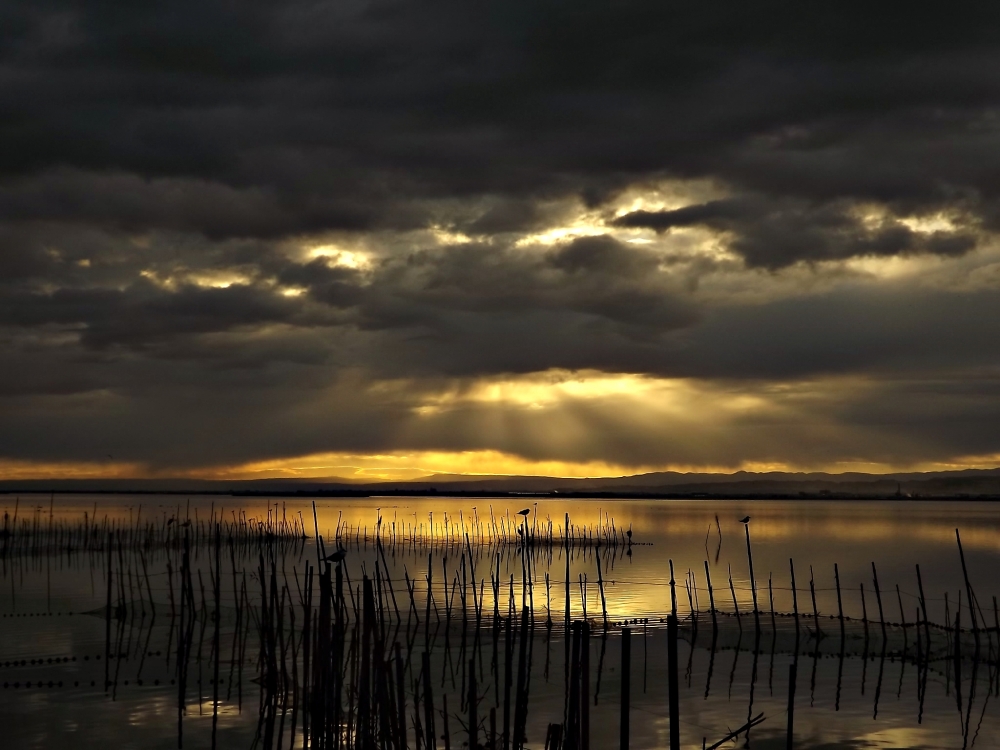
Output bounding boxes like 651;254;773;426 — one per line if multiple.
1;494;998;749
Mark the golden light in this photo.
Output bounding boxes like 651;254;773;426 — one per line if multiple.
0;458;145;480
514;222;607;246
7;369;1000;483
307;244;372;270
204;450;663;481
609;177;724;218
897;212;961;234
428;226;473;245
138;268;252;289
841;253;944;279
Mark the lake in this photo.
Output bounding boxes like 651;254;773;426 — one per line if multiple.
0;494;997;749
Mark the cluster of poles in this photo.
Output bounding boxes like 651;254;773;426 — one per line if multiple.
244;504;758;750
88;503;758;749
0;496;309;556
326;506;635;552
5;498;1000;749
677;523;1000;750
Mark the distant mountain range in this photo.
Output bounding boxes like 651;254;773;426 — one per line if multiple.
3;467;1000;498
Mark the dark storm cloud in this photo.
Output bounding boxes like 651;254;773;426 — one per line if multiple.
4;0;1000;469
2;246;1000;468
0;281;310;348
613;197;979;267
340;236;699;351
5;0;1000;237
0;170;381;239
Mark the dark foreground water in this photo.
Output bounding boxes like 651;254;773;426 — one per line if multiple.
0;495;998;749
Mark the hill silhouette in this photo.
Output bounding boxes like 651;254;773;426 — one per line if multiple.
3;468;1000;498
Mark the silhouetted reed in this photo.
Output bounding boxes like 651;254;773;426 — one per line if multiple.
10;499;1000;749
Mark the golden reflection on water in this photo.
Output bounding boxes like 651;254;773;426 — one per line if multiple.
127;694;179;725
3;493;1000;749
12;494;1000;623
299;497;1000;552
28;493;1000;547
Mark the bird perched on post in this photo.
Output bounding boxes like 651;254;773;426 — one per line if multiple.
517;508;531;516
739;516;751;524
324;548;347;563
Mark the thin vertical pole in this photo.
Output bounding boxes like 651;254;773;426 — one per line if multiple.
809;566;820;637
667;615;680;750
786;661;796;750
565;515;571;623
669;560;677;618
872;562;887;642
729;565;741;629
568;623;581;750
105;533;113;694
469;658;477;750
620;628;631;750
704;561;717;631
744;524;759;629
916;564;930;647
789;559;798;622
860;583;869;637
834;563;844;638
211;524;221;748
956;529;980;647
582;621;591;750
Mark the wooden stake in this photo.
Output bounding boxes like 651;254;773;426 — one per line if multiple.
789;559;798;623
786;661;796;750
621;627;631;750
744;523;759;629
704;561;717;631
667;615;680;750
872;562;887;642
834;563;844;638
468;659;477;750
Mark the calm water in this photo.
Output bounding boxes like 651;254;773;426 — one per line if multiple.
1;494;998;749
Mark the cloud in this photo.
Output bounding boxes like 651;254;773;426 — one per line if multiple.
613;197;979;267
3;0;1000;472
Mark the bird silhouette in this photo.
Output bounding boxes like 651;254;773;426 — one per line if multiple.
324;548;347;563
517;508;531;516
739;516;751;524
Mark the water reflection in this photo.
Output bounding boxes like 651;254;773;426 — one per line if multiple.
0;494;998;748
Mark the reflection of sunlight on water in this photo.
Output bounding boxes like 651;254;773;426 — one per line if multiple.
3;495;1000;749
191;698;244;718
127;694;176;725
8;494;1000;632
31;495;1000;552
858;725;949;747
124;693;247;728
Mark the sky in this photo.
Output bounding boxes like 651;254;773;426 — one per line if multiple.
4;1;1000;481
